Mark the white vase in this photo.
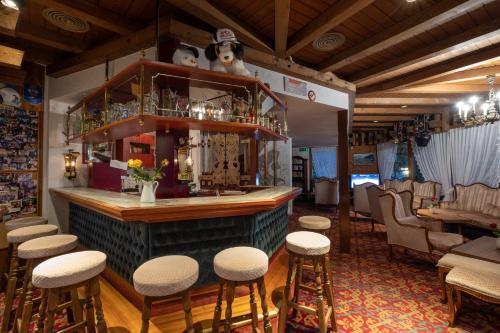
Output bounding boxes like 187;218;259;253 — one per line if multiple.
496;237;500;250
140;181;159;203
430;207;436;214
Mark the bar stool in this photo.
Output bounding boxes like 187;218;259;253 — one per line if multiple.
14;234;78;333
133;255;199;333
278;231;336;333
32;251;108;333
1;224;58;333
212;246;272;333
5;216;48;232
298;216;331;235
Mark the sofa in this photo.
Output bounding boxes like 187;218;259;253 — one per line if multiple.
440;183;500;230
384;179;442;210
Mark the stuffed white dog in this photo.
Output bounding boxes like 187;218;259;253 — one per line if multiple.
205;28;250;77
172;44;199;68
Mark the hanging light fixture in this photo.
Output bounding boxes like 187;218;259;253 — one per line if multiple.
455;74;500;126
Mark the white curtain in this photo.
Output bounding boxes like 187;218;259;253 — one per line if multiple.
311;147;336;178
448;122;500;187
413;132;453;199
376;141;397;181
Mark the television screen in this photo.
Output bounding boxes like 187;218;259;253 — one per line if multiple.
351;174;380;188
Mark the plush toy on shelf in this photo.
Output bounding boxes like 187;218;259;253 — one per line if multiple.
172;44;199;68
204;28;250;77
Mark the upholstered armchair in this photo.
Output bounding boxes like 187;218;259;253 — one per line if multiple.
379;193;463;261
413;181;441;210
353;182;375;217
366;185;385;231
314;178;338;210
384;179;412;192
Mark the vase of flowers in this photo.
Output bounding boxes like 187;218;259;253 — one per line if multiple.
428;197;439;214
127;158;169;203
491;224;500;249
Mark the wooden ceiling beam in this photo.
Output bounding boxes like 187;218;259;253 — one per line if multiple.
400;84;491;94
355;97;456;106
0;35;54;65
349;18;500;85
354;107;446;115
0;6;19;34
357;43;500;94
319;0;493;72
5;22;88;53
410;65;500;86
164;0;273;52
286;0;375;56
0;65;26;85
32;0;140;35
352;122;394;127
353;115;416;121
274;0;290;57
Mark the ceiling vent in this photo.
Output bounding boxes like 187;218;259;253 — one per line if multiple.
42;8;90;33
312;32;345;51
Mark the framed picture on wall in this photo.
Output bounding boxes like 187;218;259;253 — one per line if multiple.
353;153;376;165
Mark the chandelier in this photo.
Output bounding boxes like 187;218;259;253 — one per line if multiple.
455;74;500;126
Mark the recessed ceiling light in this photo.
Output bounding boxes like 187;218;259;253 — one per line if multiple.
401;105;408;108
406;0;417;2
373;120;379;123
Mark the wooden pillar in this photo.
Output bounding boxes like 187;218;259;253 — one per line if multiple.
338;110;350;253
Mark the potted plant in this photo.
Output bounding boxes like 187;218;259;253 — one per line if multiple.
127;158;169;203
490;224;500;249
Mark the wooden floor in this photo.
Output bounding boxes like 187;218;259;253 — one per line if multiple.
97;247;289;333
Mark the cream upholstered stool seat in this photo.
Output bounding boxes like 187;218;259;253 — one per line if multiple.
279;231;336;333
445;266;500;326
32;251;108;333
298;216;331;234
5;217;48;232
212;246;272;333
1;224;59;333
14;235;78;333
133;255;199;333
437;254;500;303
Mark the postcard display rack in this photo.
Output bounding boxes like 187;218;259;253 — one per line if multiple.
65;59;288;191
0;104;40;217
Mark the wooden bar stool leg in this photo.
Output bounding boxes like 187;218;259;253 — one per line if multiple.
212;280;224;333
84;283;97;333
292;257;303;319
322;255;336;332
313;258;327;333
248;282;259;333
140;296;153;333
34;289;47;333
182;290;194;333
1;244;19;333
90;277;107;333
224;281;235;333
13;259;34;333
278;253;295;333
447;284;456;327
257;277;272;333
44;289;60;333
70;288;85;333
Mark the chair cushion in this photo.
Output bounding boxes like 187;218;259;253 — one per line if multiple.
5;216;48;232
437;253;500;272
399;216;442;232
18;235;78;260
286;231;330;256
7;225;58;244
446;266;500;299
213;247;268;281
428;232;463;252
133;255;199;297
32;251;106;288
298;216;331;230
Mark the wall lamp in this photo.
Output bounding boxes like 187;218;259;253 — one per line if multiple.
64;150;80;180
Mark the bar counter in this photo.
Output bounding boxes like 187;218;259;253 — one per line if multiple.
51;186;300;290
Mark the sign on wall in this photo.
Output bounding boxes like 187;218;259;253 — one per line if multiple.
283;77;307;96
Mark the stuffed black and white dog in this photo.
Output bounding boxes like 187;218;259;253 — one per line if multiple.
205;28;250;77
172;44;199;68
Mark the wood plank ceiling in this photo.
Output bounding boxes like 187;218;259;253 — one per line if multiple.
1;0;500;128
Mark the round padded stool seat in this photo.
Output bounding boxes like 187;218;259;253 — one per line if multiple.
286;231;330;256
32;251;106;289
5;216;48;232
18;235;78;260
7;224;58;244
214;246;268;282
133;255;199;297
298;216;331;230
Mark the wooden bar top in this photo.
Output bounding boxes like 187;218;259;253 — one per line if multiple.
51;186;301;223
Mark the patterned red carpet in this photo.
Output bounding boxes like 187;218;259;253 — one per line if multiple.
1;202;499;332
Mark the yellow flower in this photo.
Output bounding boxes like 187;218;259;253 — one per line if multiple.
161;159;170;167
127;159;143;168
